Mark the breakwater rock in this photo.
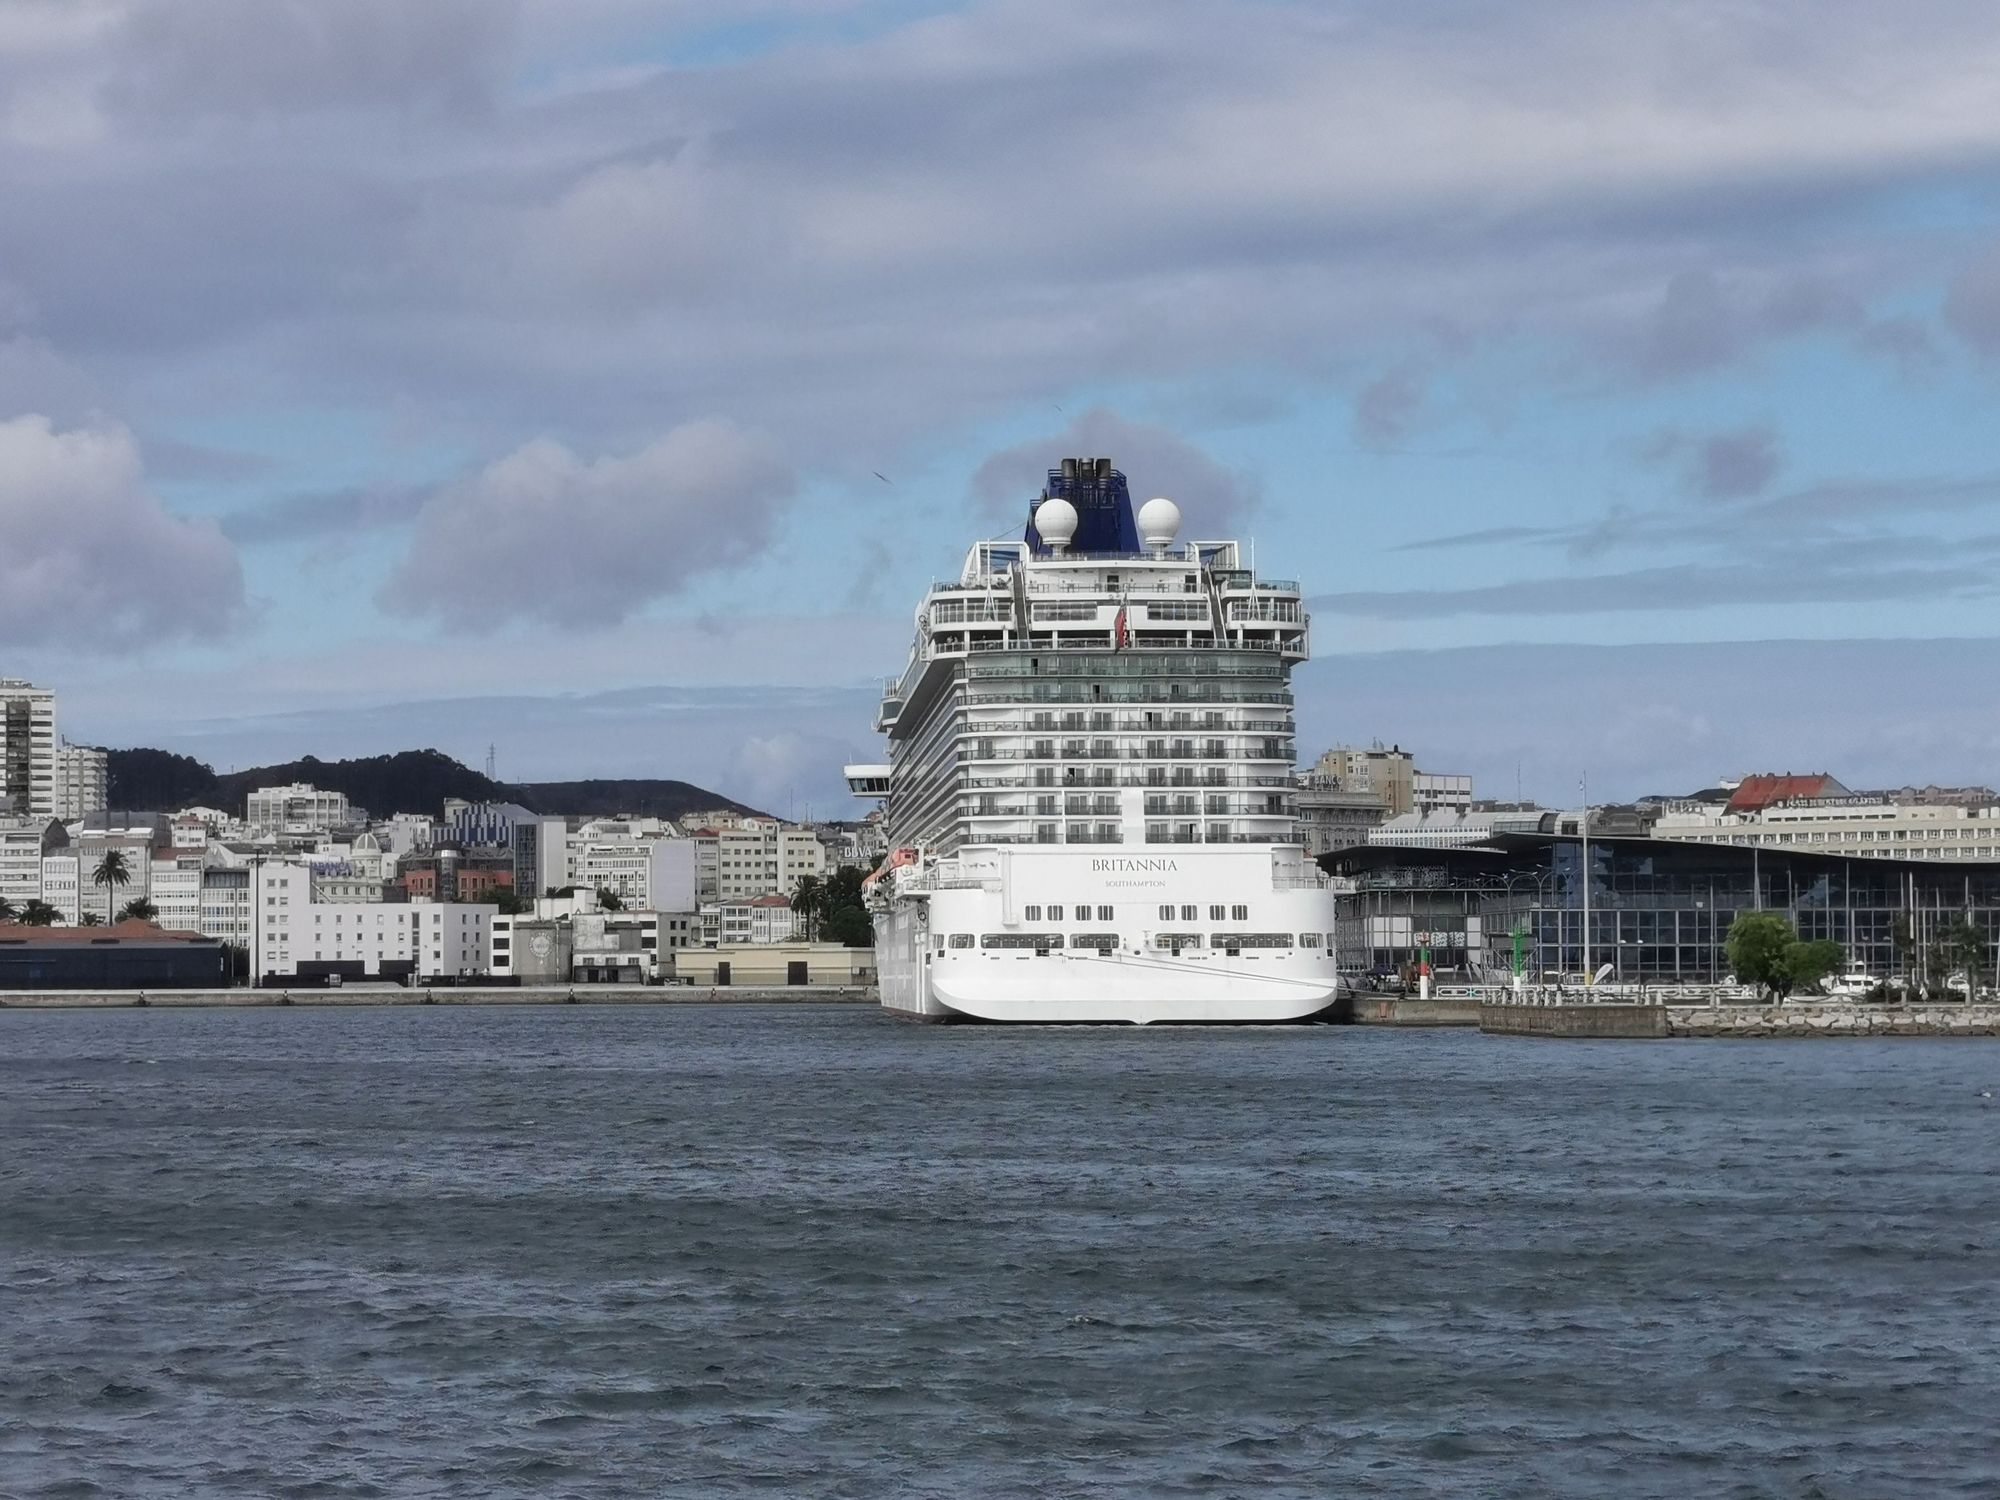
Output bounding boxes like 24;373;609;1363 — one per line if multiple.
1666;1002;2000;1038
1480;998;2000;1038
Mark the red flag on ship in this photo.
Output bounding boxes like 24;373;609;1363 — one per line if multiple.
1113;601;1130;650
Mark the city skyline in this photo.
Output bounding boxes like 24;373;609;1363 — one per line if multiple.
4;2;2000;812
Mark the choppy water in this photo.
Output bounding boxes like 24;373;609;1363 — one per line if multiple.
3;1005;1998;1498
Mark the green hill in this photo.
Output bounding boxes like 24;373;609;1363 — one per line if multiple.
104;747;761;822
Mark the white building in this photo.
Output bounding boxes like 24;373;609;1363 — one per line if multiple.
572;825;697;911
42;841;155;925
718;892;796;945
0;816;62;913
1367;807;1547;849
52;742;109;820
1651;797;2000;861
249;861;493;982
0;679;57;819
247;783;352;836
149;848;208;932
1413;771;1474;817
690;822;825;902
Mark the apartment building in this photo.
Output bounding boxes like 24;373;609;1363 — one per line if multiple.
0;679;56;818
52;742;109;820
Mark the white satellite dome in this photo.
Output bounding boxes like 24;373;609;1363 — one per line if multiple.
1137;496;1181;550
1035;496;1079;549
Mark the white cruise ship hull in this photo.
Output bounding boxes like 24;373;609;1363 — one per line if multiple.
871;843;1338;1024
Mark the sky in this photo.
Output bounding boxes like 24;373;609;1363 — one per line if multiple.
4;0;2000;816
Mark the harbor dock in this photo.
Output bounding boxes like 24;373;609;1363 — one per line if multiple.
0;985;876;1010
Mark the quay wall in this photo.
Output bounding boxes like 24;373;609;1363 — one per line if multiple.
1480;1002;1669;1039
1342;993;1483;1027
0;985;876;1010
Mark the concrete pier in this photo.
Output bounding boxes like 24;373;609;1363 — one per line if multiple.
1339;992;1484;1027
0;985;876;1010
1480;1001;1669;1039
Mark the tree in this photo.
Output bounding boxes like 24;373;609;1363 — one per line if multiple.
792;874;823;940
91;849;132;925
812;864;874;948
597;887;625;912
1725;912;1845;1002
1725;912;1793;998
1785;938;1844;995
119;898;159;923
0;895;15;922
17;900;61;926
1940;917;1988;999
822;903;873;947
491;887;529;916
79;912;103;927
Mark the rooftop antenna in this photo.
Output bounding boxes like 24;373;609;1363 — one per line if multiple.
486;743;497;781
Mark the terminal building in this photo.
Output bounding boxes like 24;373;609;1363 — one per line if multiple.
1323;830;2000;985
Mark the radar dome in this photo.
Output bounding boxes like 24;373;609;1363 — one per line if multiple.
1137;497;1182;549
1035;496;1079;549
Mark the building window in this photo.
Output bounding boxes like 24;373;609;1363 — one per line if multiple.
948;934;975;949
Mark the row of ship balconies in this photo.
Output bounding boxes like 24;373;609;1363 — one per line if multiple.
955;742;1294;762
966;793;1294;818
927;598;1307;627
959;769;1297;790
946;826;1297;847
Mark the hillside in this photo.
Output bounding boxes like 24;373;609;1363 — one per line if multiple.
104;748;761;822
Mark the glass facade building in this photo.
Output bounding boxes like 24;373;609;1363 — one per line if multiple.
1326;833;2000;984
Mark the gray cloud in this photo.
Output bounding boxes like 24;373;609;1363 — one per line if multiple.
1944;240;2000;356
2;0;1997;464
970;408;1257;533
222;483;423;545
1644;423;1783;501
1290;637;2000;806
381;419;795;630
102;0;514;121
1352;368;1426;449
0;413;245;647
1311;554;1995;620
1695;426;1782;501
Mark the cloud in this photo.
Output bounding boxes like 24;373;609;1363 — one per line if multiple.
381;419;795;630
101;0;514;121
6;0;1999;453
222;483;423;545
1290;638;2000;807
1644;423;1783;501
1310;554;1995;620
1352;368;1426;449
969;408;1256;532
0;413;244;647
1944;240;2000;357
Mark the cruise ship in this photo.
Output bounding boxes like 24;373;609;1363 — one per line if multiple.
844;456;1339;1024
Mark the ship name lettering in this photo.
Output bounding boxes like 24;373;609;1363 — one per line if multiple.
1090;858;1179;873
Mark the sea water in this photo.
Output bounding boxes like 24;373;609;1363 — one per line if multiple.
3;1005;1997;1497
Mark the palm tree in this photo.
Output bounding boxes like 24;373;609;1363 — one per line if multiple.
119;898;159;923
792;874;823;940
79;912;103;926
0;895;16;923
92;849;131;925
17;900;60;926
